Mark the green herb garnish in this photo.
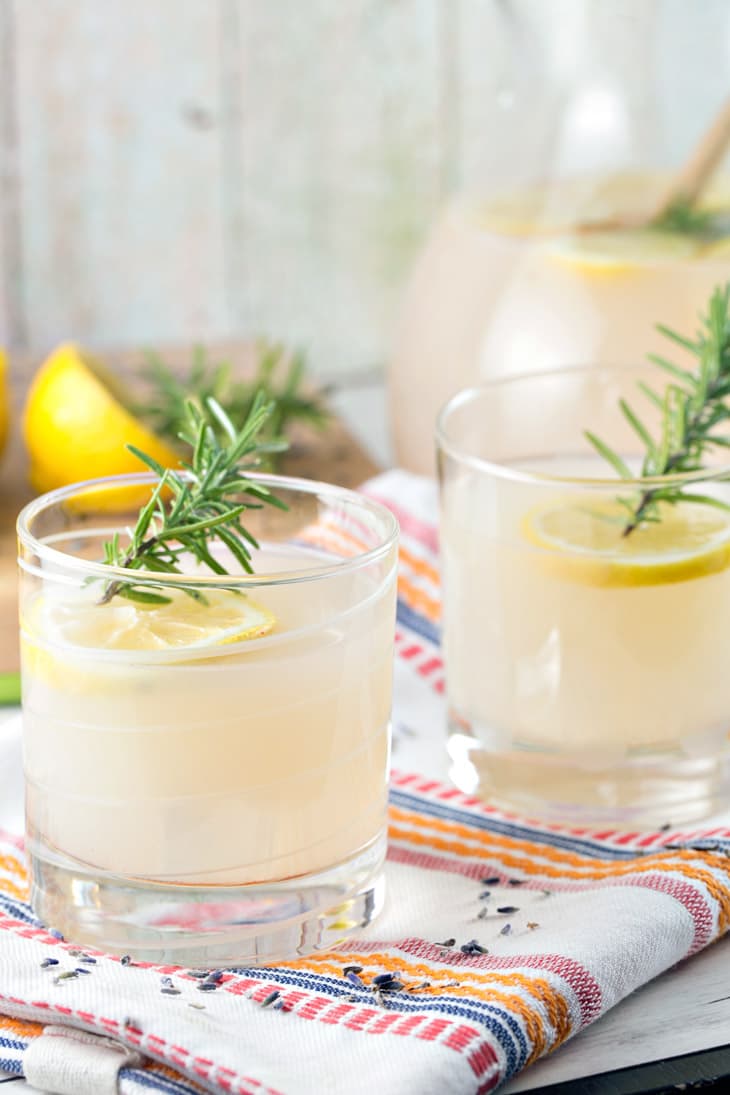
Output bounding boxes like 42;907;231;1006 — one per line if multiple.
650;197;730;241
98;393;287;605
586;283;730;536
138;341;328;469
651;198;715;236
0;672;21;706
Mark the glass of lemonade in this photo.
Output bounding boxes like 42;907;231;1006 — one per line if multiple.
438;367;730;827
17;473;398;965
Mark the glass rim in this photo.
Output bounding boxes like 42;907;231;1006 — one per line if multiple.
435;363;730;488
17;470;399;588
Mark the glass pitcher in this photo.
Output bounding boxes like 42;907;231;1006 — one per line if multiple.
389;0;730;474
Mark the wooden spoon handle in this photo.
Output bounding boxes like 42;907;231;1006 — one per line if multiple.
652;96;730;220
576;96;730;235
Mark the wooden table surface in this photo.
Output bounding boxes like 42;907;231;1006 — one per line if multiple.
0;346;380;675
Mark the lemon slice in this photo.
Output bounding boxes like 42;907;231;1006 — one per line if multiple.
547;229;700;277
28;588;276;653
479;173;683;238
704;237;730;260
23;344;180;496
524;497;730;587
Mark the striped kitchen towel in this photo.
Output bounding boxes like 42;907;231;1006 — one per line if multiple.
2;469;730;1095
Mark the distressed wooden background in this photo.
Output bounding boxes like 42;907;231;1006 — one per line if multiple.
0;0;727;378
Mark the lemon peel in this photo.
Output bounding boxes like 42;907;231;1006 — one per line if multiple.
523;496;730;588
547;229;700;277
24;588;276;658
23;344;180;497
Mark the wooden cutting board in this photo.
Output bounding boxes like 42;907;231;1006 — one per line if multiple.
0;346;380;677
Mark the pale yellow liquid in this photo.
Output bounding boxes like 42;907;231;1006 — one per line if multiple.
442;462;730;767
22;545;396;885
391;175;730;474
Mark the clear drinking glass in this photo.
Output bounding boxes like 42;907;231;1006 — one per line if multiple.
17;473;398;965
437;366;730;826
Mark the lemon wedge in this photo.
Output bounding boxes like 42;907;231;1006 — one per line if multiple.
477;171;730;273
26;588;276;654
477;172;714;238
524;497;730;587
23;344;180;495
547;229;700;277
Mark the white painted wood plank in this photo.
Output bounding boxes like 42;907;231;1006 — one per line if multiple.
0;4;10;345
0;1;24;347
12;0;229;352
229;0;446;377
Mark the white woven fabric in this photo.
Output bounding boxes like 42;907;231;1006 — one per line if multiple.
24;1025;143;1095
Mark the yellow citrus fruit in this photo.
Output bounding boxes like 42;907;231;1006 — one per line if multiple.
0;348;9;458
478;172;730;271
479;173;677;237
547;229;699;277
52;589;276;651
23;344;180;494
21;589;276;690
524;496;730;587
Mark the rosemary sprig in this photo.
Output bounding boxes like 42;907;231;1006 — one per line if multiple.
585;283;730;536
651;198;730;241
137;341;329;468
98;393;287;605
652;198;714;236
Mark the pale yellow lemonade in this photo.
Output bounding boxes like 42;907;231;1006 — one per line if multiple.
21;543;396;887
391;174;730;474
442;457;730;819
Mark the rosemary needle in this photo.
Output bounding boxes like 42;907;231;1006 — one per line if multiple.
586;283;730;536
98;393;287;605
138;341;328;469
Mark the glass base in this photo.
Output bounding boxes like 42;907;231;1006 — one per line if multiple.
448;715;730;828
28;832;386;967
